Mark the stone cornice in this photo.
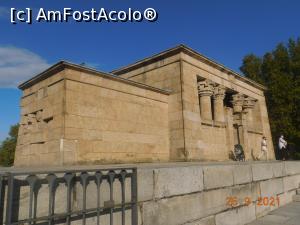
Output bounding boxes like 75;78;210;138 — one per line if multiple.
18;61;172;95
111;44;267;91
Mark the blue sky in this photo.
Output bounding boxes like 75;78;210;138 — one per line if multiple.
0;0;300;142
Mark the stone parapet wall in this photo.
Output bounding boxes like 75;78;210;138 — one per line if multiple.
137;161;300;225
3;161;300;225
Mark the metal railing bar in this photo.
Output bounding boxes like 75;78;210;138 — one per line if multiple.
0;175;6;225
6;173;132;189
5;174;14;225
9;204;133;225
80;172;89;225
1;167;137;225
95;171;102;225
131;168;138;225
120;170;127;225
108;171;115;225
46;174;57;225
5;168;135;176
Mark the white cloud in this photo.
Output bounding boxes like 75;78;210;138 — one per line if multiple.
0;46;50;88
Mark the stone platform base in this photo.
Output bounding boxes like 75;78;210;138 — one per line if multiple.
3;160;300;225
135;160;300;225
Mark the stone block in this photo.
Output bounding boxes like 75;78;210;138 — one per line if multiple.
233;164;252;185
231;183;260;206
255;194;280;218
283;175;300;192
215;205;256;225
137;168;154;201
143;188;231;225
284;161;300;175
154;166;203;199
255;204;272;219
252;163;273;181
203;165;234;190
260;178;284;197
183;216;216;225
183;110;201;122
272;162;285;178
277;190;296;207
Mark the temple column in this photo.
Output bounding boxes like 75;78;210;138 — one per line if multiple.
241;108;250;159
213;85;226;122
232;94;256;160
198;80;214;121
232;94;244;114
231;93;245;146
243;97;256;127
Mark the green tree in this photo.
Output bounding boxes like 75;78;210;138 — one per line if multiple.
240;54;264;84
0;124;19;166
240;38;300;159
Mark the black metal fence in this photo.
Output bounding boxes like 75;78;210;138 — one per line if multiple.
0;167;138;225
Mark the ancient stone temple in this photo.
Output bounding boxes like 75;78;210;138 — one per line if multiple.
14;45;275;166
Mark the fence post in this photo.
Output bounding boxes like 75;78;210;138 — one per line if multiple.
131;169;138;225
0;174;6;225
5;173;14;225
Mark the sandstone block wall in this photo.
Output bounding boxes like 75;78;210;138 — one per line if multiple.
15;71;66;166
115;54;186;161
63;69;170;165
15;63;170;166
114;46;275;161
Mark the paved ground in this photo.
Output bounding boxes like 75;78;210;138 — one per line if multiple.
247;201;300;225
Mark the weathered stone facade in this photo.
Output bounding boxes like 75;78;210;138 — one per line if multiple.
15;45;275;166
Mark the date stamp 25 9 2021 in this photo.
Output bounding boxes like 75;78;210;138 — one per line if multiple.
226;196;280;207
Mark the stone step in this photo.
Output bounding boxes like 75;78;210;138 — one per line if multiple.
292;194;300;202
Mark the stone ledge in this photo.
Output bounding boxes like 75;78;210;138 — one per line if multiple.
272;162;286;178
153;166;203;199
252;163;274;181
8;160;298;172
283;174;300;192
203;165;234;190
233;164;252;185
284;161;300;175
